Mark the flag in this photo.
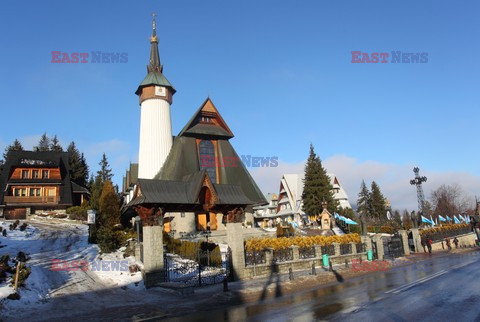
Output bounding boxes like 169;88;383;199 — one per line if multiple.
421;215;433;224
458;214;466;222
438;215;447;222
345;218;358;225
446;215;452;222
386;211;392;220
435;218;439;225
334;213;339;219
454;215;461;224
430;215;435;226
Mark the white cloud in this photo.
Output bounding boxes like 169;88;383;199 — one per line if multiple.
250;154;480;211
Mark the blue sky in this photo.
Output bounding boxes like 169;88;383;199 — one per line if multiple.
1;0;479;210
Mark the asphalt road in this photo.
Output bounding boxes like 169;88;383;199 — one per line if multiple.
166;250;480;322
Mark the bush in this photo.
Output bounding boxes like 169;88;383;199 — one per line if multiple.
19;223;28;232
16;263;30;287
367;226;395;234
97;226;122;253
66;206;88;221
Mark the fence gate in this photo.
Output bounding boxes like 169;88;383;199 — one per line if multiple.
164;250;230;287
386;234;404;259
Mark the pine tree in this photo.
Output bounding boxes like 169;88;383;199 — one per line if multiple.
1;139;24;175
357;180;371;220
393;210;402;228
3;139;24;160
301;144;337;215
50;135;63;152
89;175;103;211
370;181;387;224
402;209;413;230
97;153;113;182
67;142;89;187
34;133;50;152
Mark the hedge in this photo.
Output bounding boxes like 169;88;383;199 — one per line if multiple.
245;234;361;252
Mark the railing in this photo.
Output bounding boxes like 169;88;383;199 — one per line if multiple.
424;227;472;242
321;245;335;256
273;248;294;262
356;243;366;253
299;246;316;259
340;243;352;255
4;196;59;204
245;250;267;266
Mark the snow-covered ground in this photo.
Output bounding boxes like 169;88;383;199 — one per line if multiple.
0;219;146;319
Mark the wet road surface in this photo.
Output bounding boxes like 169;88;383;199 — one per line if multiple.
164;250;480;322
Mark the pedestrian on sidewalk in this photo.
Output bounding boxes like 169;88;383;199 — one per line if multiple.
446;236;452;250
427;237;433;254
453;237;459;249
421;237;427;253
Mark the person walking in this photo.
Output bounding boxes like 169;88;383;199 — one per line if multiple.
427;237;433;254
453;237;459;248
446;236;452;250
421;237;427;253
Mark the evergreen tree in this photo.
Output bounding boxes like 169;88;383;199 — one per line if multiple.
67;142;89;187
357;180;371;220
402;209;413;230
301;144;337;215
370;181;387;224
393;210;402;227
1;139;24;175
99;180;120;226
50;135;63;152
97;153;113;182
88;175;103;211
3;139;24;160
34;133;50;152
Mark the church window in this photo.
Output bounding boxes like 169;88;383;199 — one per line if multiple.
198;140;217;182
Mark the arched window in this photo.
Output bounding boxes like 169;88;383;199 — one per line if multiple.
198;140;217;182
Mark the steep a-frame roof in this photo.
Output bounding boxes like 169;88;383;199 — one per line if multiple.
178;98;234;139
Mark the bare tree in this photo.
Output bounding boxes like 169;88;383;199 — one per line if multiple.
430;184;473;216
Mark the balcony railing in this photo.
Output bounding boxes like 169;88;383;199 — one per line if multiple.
4;196;59;204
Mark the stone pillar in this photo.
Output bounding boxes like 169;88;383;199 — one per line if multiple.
361;236;372;252
134;242;142;263
333;243;340;256
291;246;300;261
373;235;384;260
265;248;274;266
398;230;410;256
142;225;164;288
314;245;323;258
226;222;246;280
409;228;422;253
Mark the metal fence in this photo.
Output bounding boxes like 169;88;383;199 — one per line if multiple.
321;245;335;256
356;243;366;253
164;250;230;287
340;243;352;255
245;250;266;266
299;246;316;259
273;248;294;262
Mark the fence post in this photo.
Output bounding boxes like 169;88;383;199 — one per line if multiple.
373;235;384;261
398;230;410;255
291;245;300;261
333;243;341;256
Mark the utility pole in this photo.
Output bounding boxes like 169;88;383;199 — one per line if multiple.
410;167;427;227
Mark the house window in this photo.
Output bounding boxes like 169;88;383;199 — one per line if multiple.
32;170;39;179
30;188;41;197
198;140;217;183
14;188;27;197
21;170;29;179
42;170;49;179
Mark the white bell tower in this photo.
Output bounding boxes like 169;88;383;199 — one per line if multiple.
135;13;176;179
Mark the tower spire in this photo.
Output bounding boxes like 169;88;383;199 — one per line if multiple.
148;12;162;73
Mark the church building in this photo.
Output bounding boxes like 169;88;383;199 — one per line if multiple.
125;16;266;236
